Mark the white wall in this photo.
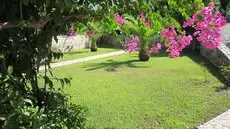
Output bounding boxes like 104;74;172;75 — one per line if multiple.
52;35;91;52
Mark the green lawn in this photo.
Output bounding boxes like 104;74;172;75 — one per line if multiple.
51;51;230;129
52;45;121;63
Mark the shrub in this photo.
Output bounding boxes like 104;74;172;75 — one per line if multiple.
0;65;87;128
0;67;87;129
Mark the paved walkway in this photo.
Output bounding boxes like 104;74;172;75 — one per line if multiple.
39;50;125;71
198;110;230;129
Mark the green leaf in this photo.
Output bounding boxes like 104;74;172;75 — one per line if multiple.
24;99;33;105
23;111;30;116
0;117;6;121
7;66;13;75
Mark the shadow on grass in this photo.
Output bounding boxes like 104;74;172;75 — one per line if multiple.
180;49;228;91
83;59;150;72
83;50;168;72
84;48;227;90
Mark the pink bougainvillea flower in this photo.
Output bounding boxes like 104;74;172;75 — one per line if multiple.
67;28;77;36
140;11;151;27
195;3;199;9
208;2;215;9
168;49;181;58
86;31;94;37
156;43;162;49
161;26;193;58
161;25;177;41
150;43;162;53
215;11;227;27
182;2;226;49
178;35;193;51
140;11;146;22
183;12;198;28
201;2;214;16
145;20;151;27
202;7;212;16
114;13;125;25
124;36;140;53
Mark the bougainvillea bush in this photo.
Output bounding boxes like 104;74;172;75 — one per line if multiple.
163;2;226;58
183;2;226;49
111;9;173;61
161;26;193;58
113;12;158;61
113;2;226;60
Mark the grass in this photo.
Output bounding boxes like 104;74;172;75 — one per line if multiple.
50;50;230;129
52;44;121;62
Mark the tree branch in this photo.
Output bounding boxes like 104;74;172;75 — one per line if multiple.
0;14;102;31
0;18;52;31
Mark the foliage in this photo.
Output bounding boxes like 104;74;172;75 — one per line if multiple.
219;0;230;16
0;0;115;128
121;13;159;47
86;22;104;41
110;9;173;48
86;22;105;52
109;10;163;61
0;66;87;129
112;11;158;61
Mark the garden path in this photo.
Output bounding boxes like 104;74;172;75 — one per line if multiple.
39;50;125;71
198;110;230;129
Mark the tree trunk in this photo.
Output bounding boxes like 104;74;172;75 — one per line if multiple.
138;47;150;61
91;40;97;52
